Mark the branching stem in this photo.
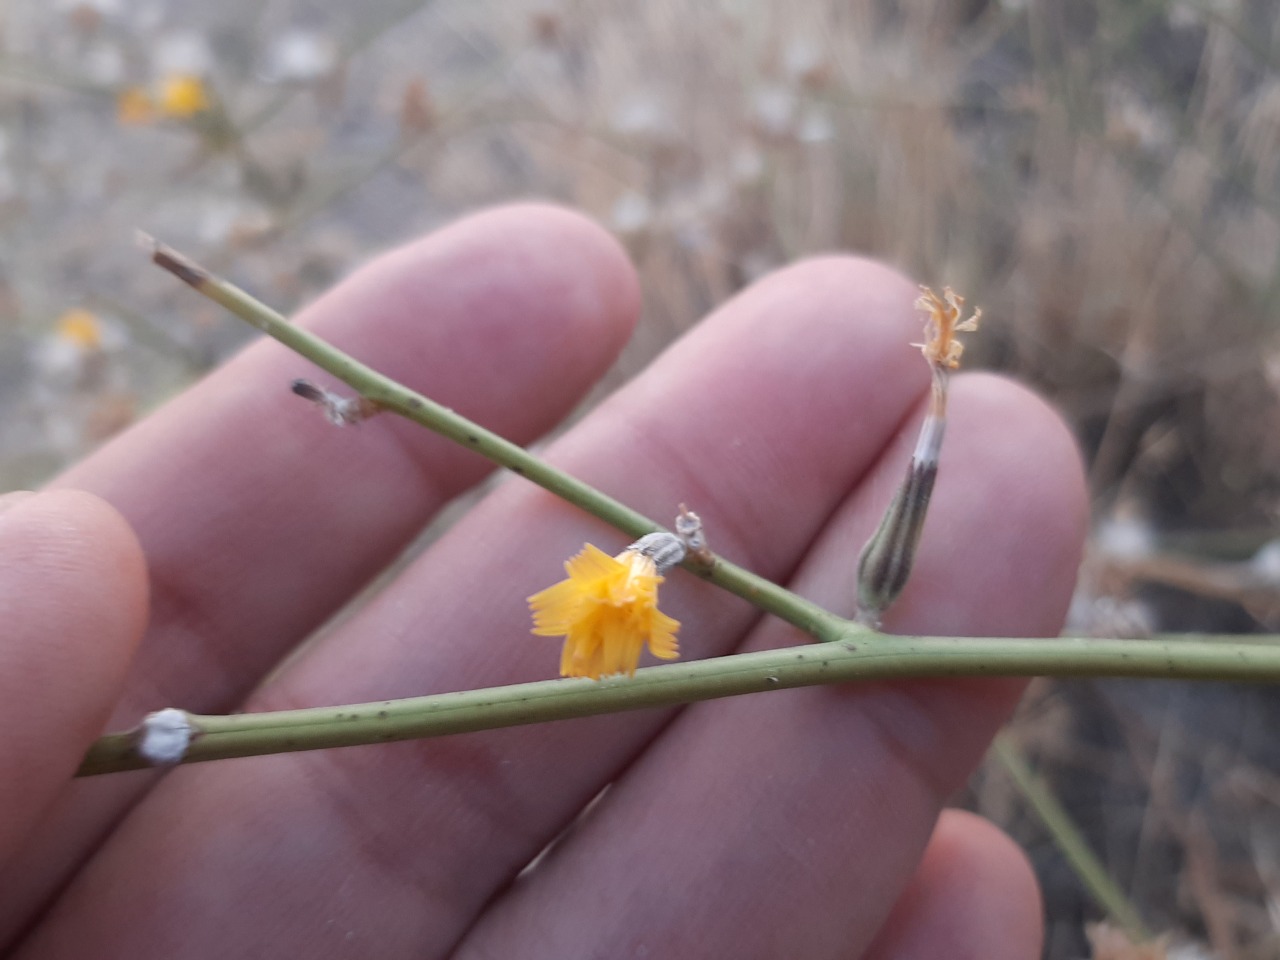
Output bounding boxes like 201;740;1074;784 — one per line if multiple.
144;237;844;642
88;239;1280;788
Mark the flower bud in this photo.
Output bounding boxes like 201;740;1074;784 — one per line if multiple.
856;447;938;626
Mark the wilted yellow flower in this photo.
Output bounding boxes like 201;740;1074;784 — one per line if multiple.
158;75;211;118
529;543;680;679
912;285;981;370
54;308;103;351
116;87;156;125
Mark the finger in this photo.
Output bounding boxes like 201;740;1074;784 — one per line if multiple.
0;205;638;946
0;491;146;862
861;810;1043;960
20;257;933;959
455;374;1086;959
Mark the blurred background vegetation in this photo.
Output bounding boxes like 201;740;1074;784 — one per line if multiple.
3;0;1280;956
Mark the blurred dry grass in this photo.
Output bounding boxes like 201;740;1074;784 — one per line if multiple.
3;0;1280;956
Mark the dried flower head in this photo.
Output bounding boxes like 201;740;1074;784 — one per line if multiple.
912;285;981;370
529;543;680;680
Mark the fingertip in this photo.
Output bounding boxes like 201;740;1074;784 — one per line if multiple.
754;253;920;318
0;490;147;856
420;202;643;353
863;809;1044;960
480;202;643;335
0;489;150;654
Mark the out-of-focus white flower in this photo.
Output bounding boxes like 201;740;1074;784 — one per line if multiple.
154;30;214;77
729;145;765;185
1106;85;1173;153
1095;516;1156;561
263;29;338;82
752;83;796;136
783;36;825;84
82;42;125;85
1166;940;1216;960
1166;0;1235;29
1067;593;1157;639
1250;539;1280;584
798;106;834;143
55;0;121;16
32;309;113;389
610;93;676;141
610;190;653;235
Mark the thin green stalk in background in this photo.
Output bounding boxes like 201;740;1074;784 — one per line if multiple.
993;735;1153;943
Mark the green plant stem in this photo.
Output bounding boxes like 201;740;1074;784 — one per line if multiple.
993;735;1153;943
124;239;1280;794
80;634;1280;776
145;238;843;641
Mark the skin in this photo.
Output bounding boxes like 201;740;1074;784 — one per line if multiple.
0;204;1085;959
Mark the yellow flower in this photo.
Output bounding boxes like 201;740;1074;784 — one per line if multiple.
116;76;212;126
912;285;981;370
529;543;680;679
158;75;211;118
54;308;103;351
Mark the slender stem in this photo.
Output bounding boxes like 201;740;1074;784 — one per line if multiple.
144;238;844;641
993;736;1153;943
80;634;1280;776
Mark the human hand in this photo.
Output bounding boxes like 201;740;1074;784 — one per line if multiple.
0;205;1086;958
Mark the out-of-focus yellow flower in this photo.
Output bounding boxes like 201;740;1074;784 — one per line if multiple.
529;543;680;680
158;75;211;118
116;87;156;125
912;285;981;370
117;75;211;126
54;308;103;351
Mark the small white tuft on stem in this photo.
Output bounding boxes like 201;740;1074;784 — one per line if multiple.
136;708;196;766
676;503;714;566
291;378;380;426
